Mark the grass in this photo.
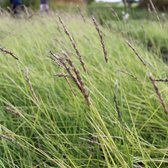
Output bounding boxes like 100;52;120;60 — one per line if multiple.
0;5;168;167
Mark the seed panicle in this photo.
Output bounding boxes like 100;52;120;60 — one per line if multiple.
0;134;16;142
0;47;18;60
148;72;168;114
57;15;86;72
50;51;90;105
4;106;21;117
126;40;146;66
92;16;108;63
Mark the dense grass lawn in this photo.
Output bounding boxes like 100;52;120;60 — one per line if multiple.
0;6;168;167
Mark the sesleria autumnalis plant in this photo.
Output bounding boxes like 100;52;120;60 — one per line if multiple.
0;8;168;168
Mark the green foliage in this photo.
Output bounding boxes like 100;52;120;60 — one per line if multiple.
87;0;95;4
22;0;39;9
0;0;10;7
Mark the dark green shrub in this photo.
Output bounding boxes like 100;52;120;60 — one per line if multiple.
0;0;39;9
0;0;10;7
22;0;40;9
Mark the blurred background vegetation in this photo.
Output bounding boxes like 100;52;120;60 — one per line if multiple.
139;0;168;10
0;0;94;9
0;0;168;10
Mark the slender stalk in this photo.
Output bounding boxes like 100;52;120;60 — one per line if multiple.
154;78;168;82
118;69;139;81
55;73;76;96
77;5;86;23
54;73;69;78
149;0;162;28
126;40;146;66
114;80;122;121
24;68;38;102
149;72;168;114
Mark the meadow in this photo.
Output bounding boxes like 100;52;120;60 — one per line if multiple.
0;4;168;167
